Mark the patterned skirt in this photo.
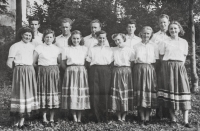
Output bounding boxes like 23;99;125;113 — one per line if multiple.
89;65;111;121
37;65;60;109
132;63;157;108
110;66;133;112
10;65;38;117
158;61;191;110
61;66;90;110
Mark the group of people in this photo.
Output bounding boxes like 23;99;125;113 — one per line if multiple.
7;14;192;129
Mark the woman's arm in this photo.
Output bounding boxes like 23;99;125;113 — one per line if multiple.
57;54;62;68
7;57;14;69
33;51;39;67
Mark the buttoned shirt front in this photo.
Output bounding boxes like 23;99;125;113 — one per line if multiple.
112;46;135;66
134;42;158;64
124;34;141;48
84;34;110;49
62;46;88;65
8;40;35;65
55;34;71;48
160;37;188;62
86;45;113;65
35;44;61;66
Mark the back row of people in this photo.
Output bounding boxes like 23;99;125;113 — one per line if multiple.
7;14;192;129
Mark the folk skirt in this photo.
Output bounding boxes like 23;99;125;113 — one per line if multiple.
132;63;157;108
61;66;90;110
158;61;191;110
10;65;38;117
37;65;60;109
110;66;133;112
89;65;111;121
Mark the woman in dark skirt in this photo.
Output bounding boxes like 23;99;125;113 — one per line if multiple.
86;30;113;122
132;26;157;125
7;27;39;128
110;33;134;122
33;29;61;125
61;30;90;122
158;21;192;128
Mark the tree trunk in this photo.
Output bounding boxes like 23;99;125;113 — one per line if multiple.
16;0;22;33
189;0;198;93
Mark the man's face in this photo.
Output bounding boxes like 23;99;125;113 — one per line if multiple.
126;24;136;34
91;23;101;34
30;20;40;32
60;22;71;35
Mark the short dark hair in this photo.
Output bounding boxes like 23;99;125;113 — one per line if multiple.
60;18;73;26
16;27;34;42
68;30;84;46
28;16;40;24
90;19;102;27
95;30;107;37
167;21;185;36
42;29;56;44
112;33;126;42
159;14;169;21
127;19;136;26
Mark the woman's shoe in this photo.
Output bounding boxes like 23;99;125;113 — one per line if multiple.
185;123;192;128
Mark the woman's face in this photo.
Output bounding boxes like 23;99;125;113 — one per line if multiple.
21;32;32;43
113;35;124;47
169;24;180;37
97;34;107;45
72;34;81;46
141;29;152;42
44;33;54;45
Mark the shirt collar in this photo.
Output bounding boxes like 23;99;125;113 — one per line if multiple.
126;34;137;39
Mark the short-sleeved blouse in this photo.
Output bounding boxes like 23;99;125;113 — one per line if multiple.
134;41;158;64
62;46;88;65
112;46;135;66
160;37;188;62
35;44;61;66
86;45;113;65
8;40;35;65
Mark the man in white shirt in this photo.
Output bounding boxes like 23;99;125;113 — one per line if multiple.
125;19;141;48
84;19;109;48
29;16;43;47
55;18;73;48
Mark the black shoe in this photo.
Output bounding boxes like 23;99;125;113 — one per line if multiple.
139;120;145;126
144;121;149;126
18;125;25;130
185;123;192;128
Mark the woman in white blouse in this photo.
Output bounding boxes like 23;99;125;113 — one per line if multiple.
61;30;90;123
33;29;61;126
158;21;192;128
86;30;113;122
7;27;39;129
110;33;134;122
132;26;157;125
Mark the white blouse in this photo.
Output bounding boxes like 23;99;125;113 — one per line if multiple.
35;44;61;66
8;41;35;65
112;47;135;66
124;34;141;48
86;45;113;65
160;37;188;62
134;41;158;64
62;46;88;65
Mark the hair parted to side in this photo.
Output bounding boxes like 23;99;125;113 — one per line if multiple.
139;26;154;40
16;27;34;42
95;30;107;37
167;21;185;36
159;14;169;21
42;29;56;44
60;18;74;26
126;19;137;26
90;19;102;27
112;33;126;42
28;16;40;24
68;30;84;46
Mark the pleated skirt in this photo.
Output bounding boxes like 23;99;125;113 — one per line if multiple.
110;66;133;112
132;63;157;108
89;65;111;121
10;65;38;117
61;66;90;110
37;65;60;109
158;61;191;110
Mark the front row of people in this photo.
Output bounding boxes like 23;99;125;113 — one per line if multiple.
7;20;191;128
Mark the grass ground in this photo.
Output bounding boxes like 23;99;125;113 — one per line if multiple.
0;86;199;131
